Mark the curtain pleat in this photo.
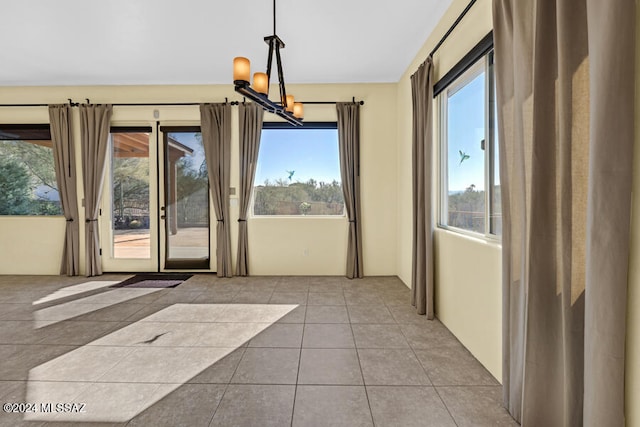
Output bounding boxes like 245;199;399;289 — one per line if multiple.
200;103;233;277
583;0;635;424
410;57;435;319
236;103;264;276
493;0;635;424
49;105;80;276
80;104;112;277
336;103;363;279
493;0;530;419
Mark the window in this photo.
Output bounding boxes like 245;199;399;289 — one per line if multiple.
253;122;344;216
0;124;62;216
438;45;501;237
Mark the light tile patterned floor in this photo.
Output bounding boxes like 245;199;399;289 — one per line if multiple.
0;275;518;427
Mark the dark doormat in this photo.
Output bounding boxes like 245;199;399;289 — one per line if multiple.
110;274;193;289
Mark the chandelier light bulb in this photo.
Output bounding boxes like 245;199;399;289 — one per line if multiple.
253;72;268;95
233;57;251;83
293;102;304;119
286;94;295;112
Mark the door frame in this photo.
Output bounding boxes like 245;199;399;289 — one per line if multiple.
160;125;211;270
99;124;158;272
100;116;217;273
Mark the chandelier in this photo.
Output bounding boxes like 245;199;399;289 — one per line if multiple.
233;0;303;126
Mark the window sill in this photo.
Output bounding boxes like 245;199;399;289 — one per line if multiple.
436;225;502;248
249;215;347;220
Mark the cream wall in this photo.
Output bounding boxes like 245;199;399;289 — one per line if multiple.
396;0;493;288
395;0;501;380
434;230;502;379
0;83;397;277
250;83;398;276
394;0;640;417
0;217;66;274
0;105;69;274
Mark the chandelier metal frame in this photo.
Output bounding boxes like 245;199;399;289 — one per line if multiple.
233;0;302;126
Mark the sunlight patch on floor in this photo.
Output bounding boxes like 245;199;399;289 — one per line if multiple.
25;303;297;423
32;280;127;305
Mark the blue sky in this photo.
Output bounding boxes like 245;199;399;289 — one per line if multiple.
169;129;342;186
447;71;486;192
255;129;341;185
169;132;206;172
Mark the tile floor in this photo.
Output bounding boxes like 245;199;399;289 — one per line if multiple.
0;274;518;426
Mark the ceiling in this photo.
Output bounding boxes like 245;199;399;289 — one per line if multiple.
0;0;451;86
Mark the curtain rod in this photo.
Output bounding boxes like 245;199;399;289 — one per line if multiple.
92;97;241;106
0;96;365;107
303;100;365;105
0;103;50;107
0;99;78;107
0;98;240;107
111;100;239;106
237;96;364;105
429;0;477;58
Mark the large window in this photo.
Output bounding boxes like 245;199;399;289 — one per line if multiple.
253;123;344;216
0;124;62;216
438;48;501;237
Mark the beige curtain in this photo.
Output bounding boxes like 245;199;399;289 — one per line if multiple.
337;102;363;279
410;57;435;319
200;103;232;277
49;105;80;276
80;104;113;277
494;0;635;425
236;103;264;276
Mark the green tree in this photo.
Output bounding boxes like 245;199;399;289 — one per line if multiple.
176;156;208;225
315;180;343;204
448;184;485;232
0;140;57;191
253;178;345;215
32;199;63;216
0;159;32;215
0;140;62;215
112;157;150;221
